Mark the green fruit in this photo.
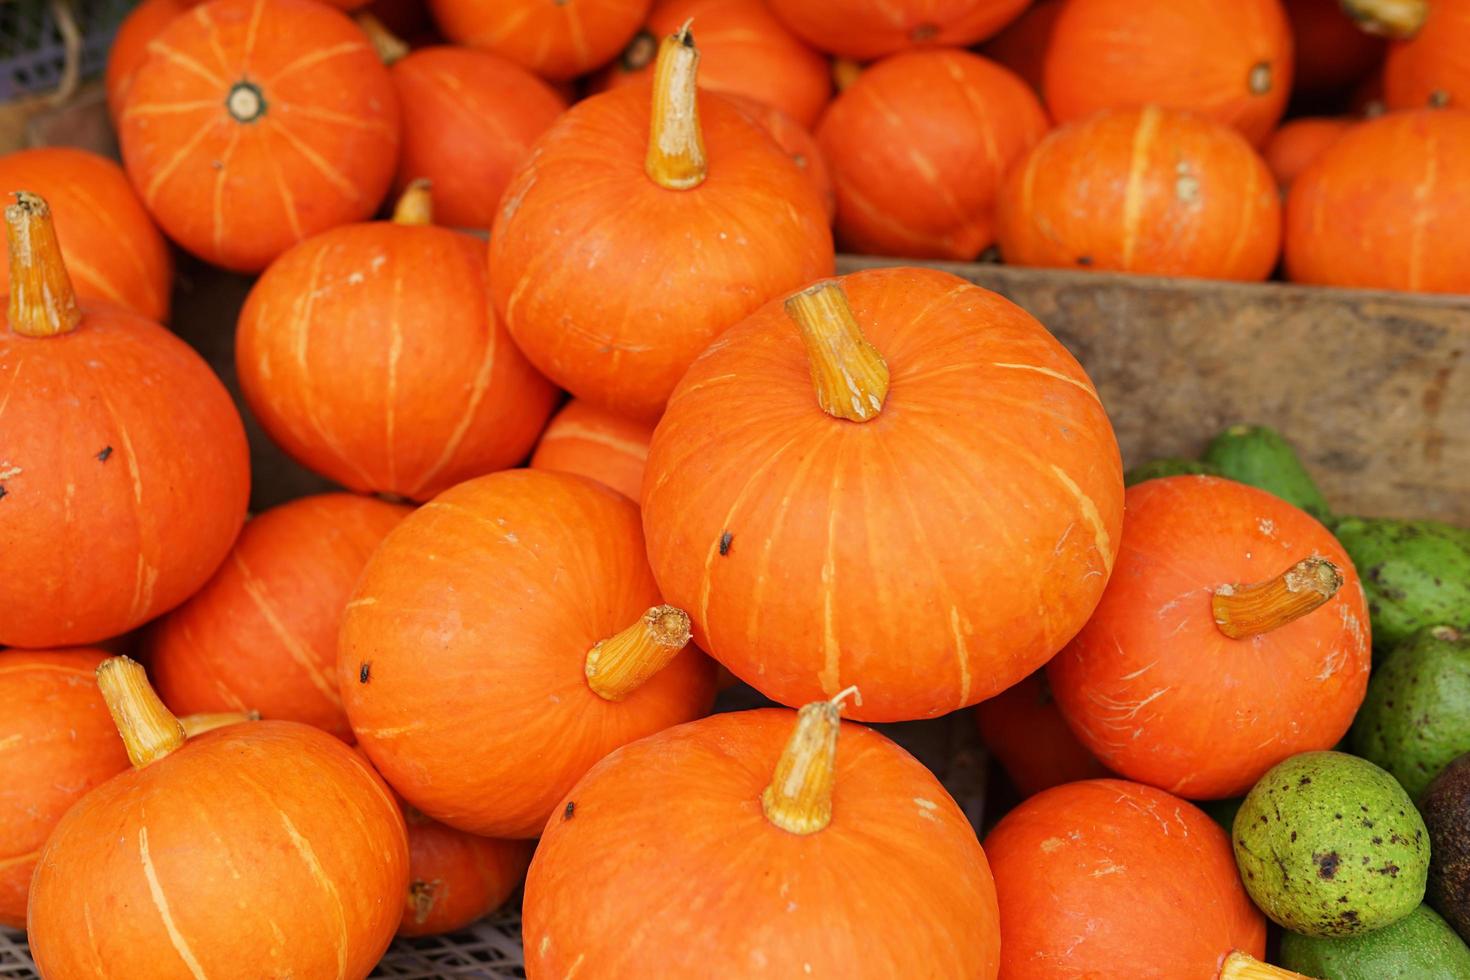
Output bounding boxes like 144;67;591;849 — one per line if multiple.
1279;904;1470;979
1123;457;1221;486
1351;626;1470;801
1202;424;1333;521
1233;751;1428;938
1334;517;1470;649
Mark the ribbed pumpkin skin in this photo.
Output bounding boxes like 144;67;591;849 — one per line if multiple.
149;494;411;741
104;0;203;122
1263;117;1353;188
0;648;128;928
1384;2;1470;109
1286;0;1383;97
530;398;655;501
642;267;1122;722
340;470;717;839
427;0;651;80
117;0;401;272
390;47;567;231
0;311;249;648
524;709;1002;978
1043;0;1293;146
723;94;835;222
766;0;1031;60
984;779;1266;978
1047;477;1370;800
27;721;408;980
996;107;1281;281
399;810;532;937
974;669;1109;798
980;0;1062;93
1285;109;1470;293
817;50;1048;261
489;85;833;423
237;221;557;501
0;149;172;323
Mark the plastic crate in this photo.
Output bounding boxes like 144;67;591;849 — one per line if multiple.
0;0;131;103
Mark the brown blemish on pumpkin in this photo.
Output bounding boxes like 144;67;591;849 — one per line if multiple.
719;531;733;556
1429;90;1450;107
0;485;7;501
1315;851;1341;879
1249;61;1272;95
620;30;657;71
1076;255;1093;266
910;23;940;41
408;879;440;925
563;801;576;821
359;662;371;684
97;446;113;462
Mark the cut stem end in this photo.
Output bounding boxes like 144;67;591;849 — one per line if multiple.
5;191;80;338
392;179;434;226
1213;557;1344;639
761;687;860;836
1340;0;1429;39
96;657;186;768
1218;950;1310;979
644;24;707;191
785;280;890;422
585;605;693;701
355;11;410;64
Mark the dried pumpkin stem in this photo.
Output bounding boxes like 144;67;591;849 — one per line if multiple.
585;605;693;701
785;280;890;422
1212;557;1344;639
392;179;434;226
354;11;410;64
179;710;260;738
5;191;80;338
762;686;860;835
1340;0;1428;39
1217;950;1310;979
645;23;707;190
408;879;441;925
96;656;186;768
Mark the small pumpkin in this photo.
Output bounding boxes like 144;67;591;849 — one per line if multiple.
400;806;532;937
524;696;1002;977
766;0;1031;60
426;0;651;80
1047;476;1370;800
148;493;412;741
1285;108;1470;293
996;106;1282;281
980;0;1062;94
117;0;401;271
642;268;1123;722
0;147;172;323
489;26;833;422
984;779;1274;978
530;398;656;502
817;49;1048;260
1376;1;1470;109
1043;0;1293;146
1286;0;1385;98
723;94;835;222
237;182;557;501
104;0;203;122
974;669;1110;798
1263;117;1354;189
0;192;248;649
341;468;717;839
27;657;409;979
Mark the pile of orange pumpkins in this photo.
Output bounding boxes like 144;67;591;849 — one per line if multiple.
0;0;1449;977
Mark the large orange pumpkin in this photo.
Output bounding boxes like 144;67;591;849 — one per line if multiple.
723;94;835;222
389;46;567;230
149;493;411;741
1043;0;1293;146
980;0;1062;93
1285;108;1470;293
116;0;401;272
1287;0;1384;97
0;193;248;649
1263;117;1354;188
530;398;655;502
27;657;409;979
817;49;1048;260
0;148;172;323
238;182;557;501
984;779;1270;978
766;0;1031;60
104;0;204;122
974;669;1110;798
341;469;717;839
996;106;1282;281
1380;1;1470;109
400;806;532;937
489;27;833;423
524;699;1002;977
426;0;651;80
1047;477;1370;800
642;268;1123;722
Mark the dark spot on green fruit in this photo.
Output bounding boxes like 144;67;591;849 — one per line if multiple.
1316;851;1341;879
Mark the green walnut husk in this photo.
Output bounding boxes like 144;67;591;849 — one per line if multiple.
1279;903;1470;979
1333;517;1470;649
1202;424;1333;521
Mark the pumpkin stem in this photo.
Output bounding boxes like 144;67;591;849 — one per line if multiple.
96;657;186;768
1217;950;1310;979
179;710;260;738
785;279;890;422
761;686;861;836
355;11;410;64
645;22;707;191
585;605;693;701
392;179;434;226
5;191;80;339
832;57;862;91
1212;557;1344;639
1340;0;1428;39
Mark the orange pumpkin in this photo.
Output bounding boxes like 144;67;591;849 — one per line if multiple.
426;0;651;80
1381;1;1470;109
400;807;532;937
974;669;1110;798
723;94;835;222
642;268;1123;722
116;0;401;272
0;148;172;323
984;779;1269;978
524;699;1002;977
817;49;1047;260
1287;0;1384;97
766;0;1031;60
389;46;567;230
0;648;128;929
1043;0;1293;146
27;657;409;979
1285;108;1470;292
0;193;248;649
341;469;717;839
489;27;833;422
149;494;411;741
1263;117;1353;188
980;0;1062;93
237;182;557;501
104;0;203;122
1047;477;1370;800
530;398;655;502
996;107;1282;281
